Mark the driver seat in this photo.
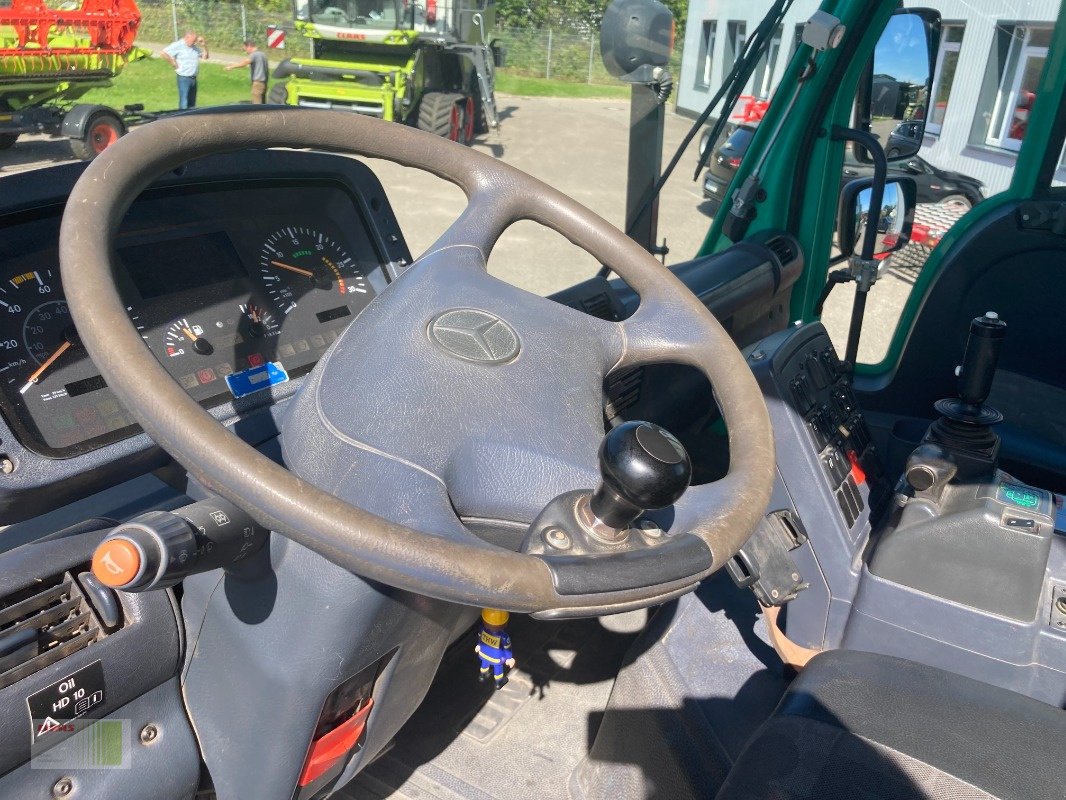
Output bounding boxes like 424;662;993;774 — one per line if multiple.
715;649;1066;800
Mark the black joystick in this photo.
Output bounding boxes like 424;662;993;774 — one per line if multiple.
935;311;1006;426
925;312;1007;480
589;421;692;530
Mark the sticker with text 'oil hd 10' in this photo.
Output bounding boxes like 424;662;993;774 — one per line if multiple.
27;660;105;742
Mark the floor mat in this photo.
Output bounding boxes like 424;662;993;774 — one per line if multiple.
340;574;788;800
339;610;649;800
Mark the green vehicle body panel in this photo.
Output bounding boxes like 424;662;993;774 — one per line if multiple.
696;1;1066;376
281;48;421;122
0;33;145;110
281;16;482;124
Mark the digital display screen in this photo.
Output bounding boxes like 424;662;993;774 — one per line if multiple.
121;231;247;299
65;374;107;397
316;305;351;324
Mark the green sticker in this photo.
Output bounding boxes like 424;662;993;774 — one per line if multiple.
999;483;1042;510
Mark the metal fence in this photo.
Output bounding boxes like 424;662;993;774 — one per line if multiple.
135;1;684;85
138;0;308;53
497;27;679;85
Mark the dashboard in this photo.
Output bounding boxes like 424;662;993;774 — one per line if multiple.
0;148;802;528
0;151;411;520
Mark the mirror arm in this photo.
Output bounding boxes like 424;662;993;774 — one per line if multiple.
830;125;888;369
813;267;853;316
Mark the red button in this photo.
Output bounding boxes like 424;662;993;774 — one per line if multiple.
847;450;866;485
247;353;265;367
197;368;216;385
298;699;373;787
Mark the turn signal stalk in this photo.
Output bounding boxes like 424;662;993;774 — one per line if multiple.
91;497;268;591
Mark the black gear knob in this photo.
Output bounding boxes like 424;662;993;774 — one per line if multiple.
589;421;692;529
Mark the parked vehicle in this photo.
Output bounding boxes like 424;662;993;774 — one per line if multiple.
270;0;501;142
0;0;152;160
886;119;923;157
703;123;984;213
846;152;985;209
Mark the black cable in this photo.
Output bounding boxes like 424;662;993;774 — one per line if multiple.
600;0;795;277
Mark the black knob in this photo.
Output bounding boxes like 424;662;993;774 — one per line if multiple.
957;312;1006;406
589;421;692;529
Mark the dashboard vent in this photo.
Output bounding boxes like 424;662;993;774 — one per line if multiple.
0;572;104;692
765;235;797;266
580;292;617;322
605;366;644;421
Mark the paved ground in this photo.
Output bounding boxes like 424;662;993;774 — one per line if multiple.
0;93;922;364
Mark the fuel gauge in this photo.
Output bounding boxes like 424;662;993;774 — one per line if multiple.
163;318;215;359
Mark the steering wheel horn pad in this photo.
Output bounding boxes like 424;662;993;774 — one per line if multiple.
58;108;774;614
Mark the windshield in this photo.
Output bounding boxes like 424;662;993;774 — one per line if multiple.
296;0;409;30
1;0;1060;306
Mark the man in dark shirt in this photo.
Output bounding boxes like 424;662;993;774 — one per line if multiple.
225;40;270;104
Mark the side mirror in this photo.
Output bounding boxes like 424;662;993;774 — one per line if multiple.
855;8;941;162
600;0;674;83
838;177;917;258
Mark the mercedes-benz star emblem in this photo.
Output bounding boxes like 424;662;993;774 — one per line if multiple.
429;309;521;364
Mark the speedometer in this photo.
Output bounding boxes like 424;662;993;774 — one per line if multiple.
0;266;143;454
0;269;75;397
258;227;371;317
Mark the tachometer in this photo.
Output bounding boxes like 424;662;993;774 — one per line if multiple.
258;227;370;316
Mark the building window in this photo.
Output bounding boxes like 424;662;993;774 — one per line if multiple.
972;25;1051;152
787;23;805;63
695;20;717;89
927;24;965;135
752;24;783;99
726;21;747;66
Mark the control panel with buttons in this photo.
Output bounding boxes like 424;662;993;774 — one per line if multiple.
778;336;888;532
744;321;889;650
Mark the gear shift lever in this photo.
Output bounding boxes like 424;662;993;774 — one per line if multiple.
588;421;692;530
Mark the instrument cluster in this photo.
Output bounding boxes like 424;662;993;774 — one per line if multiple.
0;183;389;457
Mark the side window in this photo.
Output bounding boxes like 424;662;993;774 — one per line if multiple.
787;23;805;64
695;20;717;90
927;24;965;135
972;25;1050;151
823;8;1052;366
751;24;783;99
726;21;747;67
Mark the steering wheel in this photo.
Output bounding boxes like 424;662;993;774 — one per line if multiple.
59;108;773;616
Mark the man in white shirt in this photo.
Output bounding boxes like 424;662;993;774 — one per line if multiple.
162;31;209;110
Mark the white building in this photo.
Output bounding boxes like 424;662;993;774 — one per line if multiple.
677;0;1062;193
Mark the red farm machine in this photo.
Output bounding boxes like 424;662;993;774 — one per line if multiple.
0;0;148;159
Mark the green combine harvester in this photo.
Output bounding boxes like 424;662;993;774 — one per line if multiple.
272;0;501;142
0;0;148;159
